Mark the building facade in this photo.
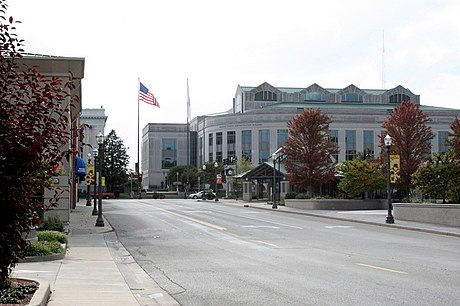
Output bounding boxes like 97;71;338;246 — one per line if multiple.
142;82;459;189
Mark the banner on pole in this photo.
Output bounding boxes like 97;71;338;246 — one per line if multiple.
86;164;95;185
390;155;400;183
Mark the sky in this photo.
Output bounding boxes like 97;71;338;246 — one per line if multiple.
8;0;460;168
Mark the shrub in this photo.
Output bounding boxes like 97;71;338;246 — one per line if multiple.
37;230;67;244
39;215;64;232
295;193;311;199
285;192;297;199
0;282;37;304
26;241;63;257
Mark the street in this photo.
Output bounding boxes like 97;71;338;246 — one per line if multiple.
103;199;460;306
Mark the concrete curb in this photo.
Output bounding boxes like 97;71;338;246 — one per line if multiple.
19;243;67;263
21;278;50;306
247;204;460;238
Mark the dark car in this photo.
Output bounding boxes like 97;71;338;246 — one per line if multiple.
188;190;216;200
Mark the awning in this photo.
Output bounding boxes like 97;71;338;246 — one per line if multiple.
75;156;86;175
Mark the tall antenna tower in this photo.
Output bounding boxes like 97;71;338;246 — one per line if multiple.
382;30;386;89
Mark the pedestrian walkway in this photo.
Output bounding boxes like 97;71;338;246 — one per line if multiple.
13;200;178;306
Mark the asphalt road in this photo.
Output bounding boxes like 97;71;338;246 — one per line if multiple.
103;199;460;306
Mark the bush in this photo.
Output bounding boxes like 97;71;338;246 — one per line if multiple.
0;282;37;304
295;193;311;199
26;241;63;256
39;215;64;232
37;230;67;244
285;192;297;199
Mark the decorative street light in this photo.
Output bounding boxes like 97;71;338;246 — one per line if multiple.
214;161;219;202
176;172;179;192
384;134;395;224
202;164;207;199
272;152;278;209
231;157;238;200
95;132;105;227
92;148;98;216
86;153;92;206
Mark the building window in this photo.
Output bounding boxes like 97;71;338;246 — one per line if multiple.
162;138;177;169
389;94;410;103
329;130;339;162
227;131;236;159
341;92;363;103
438;131;449;153
345;130;356;160
304;92;325;102
242;130;252;162
259;130;270;164
216;132;222;162
363;130;374;158
277;129;288;148
255;91;277;101
208;133;213;162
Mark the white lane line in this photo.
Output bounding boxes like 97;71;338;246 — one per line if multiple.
242;225;280;229
257;240;279;247
356;263;408;275
325;225;352;229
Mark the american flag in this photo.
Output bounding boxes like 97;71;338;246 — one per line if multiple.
139;82;160;107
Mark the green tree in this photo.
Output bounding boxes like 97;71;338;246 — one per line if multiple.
382;101;434;195
412;153;460;203
447;117;460;160
167;165;198;191
337;159;386;198
283;109;339;194
0;3;80;289
102;130;129;192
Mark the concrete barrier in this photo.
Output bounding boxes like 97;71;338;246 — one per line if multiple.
285;199;385;210
393;203;460;227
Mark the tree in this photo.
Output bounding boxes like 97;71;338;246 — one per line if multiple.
412;153;460;203
283;109;339;194
337;159;386;198
167;165;198;191
102;130;129;192
447;117;460;160
382;101;434;194
0;2;80;289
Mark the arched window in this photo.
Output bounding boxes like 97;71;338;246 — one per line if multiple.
341;92;363;103
304;92;325;102
255;91;277;101
389;94;410;103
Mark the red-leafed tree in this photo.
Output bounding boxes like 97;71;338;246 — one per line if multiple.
0;1;80;289
447;117;460;159
381;101;434;194
283;108;339;194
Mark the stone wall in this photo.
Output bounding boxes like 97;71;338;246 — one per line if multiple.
393;203;460;227
285;199;385;210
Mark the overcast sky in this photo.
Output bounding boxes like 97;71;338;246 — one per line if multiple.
8;0;460;168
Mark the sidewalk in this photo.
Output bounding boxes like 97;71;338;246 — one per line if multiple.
13;200;178;306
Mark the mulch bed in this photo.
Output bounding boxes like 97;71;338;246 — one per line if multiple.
0;278;38;306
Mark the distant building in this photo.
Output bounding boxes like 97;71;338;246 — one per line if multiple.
142;82;459;191
79;108;107;192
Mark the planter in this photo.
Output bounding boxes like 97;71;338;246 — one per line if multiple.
393;203;460;227
285;199;385;210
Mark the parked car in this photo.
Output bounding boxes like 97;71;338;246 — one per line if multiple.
188;190;216;200
90;192;115;199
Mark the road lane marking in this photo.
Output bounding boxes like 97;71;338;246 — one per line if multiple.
257;240;279;247
150;205;226;231
357;263;408;275
242;225;280;229
325;225;352;229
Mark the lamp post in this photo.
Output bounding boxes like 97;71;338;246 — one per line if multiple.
272;153;278;209
202;164;207;199
384;134;395;224
86;153;92;206
176;172;179;192
92;148;98;216
214;161;219;202
95;132;105;227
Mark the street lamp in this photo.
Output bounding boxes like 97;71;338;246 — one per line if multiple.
95;132;105;227
92;148;98;216
214;161;219;202
384;134;395;224
86;153;92;206
231;157;238;200
176;172;179;192
272;152;278;209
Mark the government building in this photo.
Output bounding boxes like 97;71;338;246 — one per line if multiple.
141;82;459;191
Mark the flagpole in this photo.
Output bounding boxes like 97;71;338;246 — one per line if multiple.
186;78;190;198
137;77;142;199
